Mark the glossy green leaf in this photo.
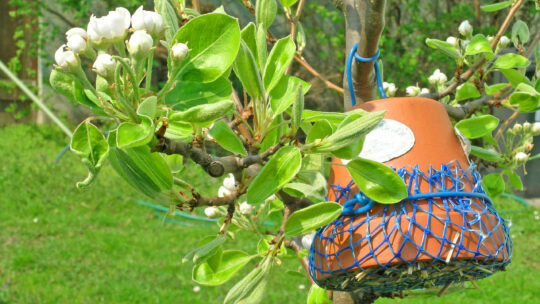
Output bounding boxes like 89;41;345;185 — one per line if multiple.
174;13;240;83
455;115;499;139
330;113;366;159
283;170;327;202
456;82;481;101
509;92;540;112
493;53;530;69
465;34;493;56
306;120;334;143
501;69;530;87
165;77;232;110
291;84;304;133
296;21;306;51
263;36;296;92
270;75;311;118
484;83;507;95
281;0;299;8
255;0;277;30
346;158;408;204
470;146;503;163
116;116;154;148
505;170;523;190
511;20;529;45
255;24;268;68
483;173;505;198
233;41;265;99
169;99;235;125
247;146;302;204
481;1;512;12
183;234;227;264
240;23;262;69
426;38;461;59
70;121;109;188
193;250;252;286
209;120;246;156
165;154;183;173
284;202;343;237
307;285;332;304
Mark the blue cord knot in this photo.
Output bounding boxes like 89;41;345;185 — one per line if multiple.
346;42;387;106
342;192;375;216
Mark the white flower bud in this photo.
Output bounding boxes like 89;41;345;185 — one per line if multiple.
446;36;458;46
67;35;87;53
66;27;87;40
405;86;421;97
218;186;231;197
515;152;528;163
132;6;165;37
54;44;79;70
428;69;448;85
487;36;494;43
499;36;510;48
532;122;540;135
223;173;236;191
127;30;153;58
87;7;131;44
458;20;473;37
523;122;531;132
513;123;522;133
204;207;219;218
460;39;470;49
171;43;189;62
266;194;277;202
93;54;116;78
383;82;397;97
239;202;253;215
420;88;429;95
301;232;316;249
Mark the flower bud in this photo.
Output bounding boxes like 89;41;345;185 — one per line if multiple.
458;20;473;37
301;232;316;249
532;122;540;135
428;69;448;85
239;202;253;215
446;36;458;47
66;27;87;40
525;143;533;151
523;122;531;132
171;43;189;62
93;54;116;79
420;88;429;95
405;86;421;97
218;186;231;197
382;82;397;97
513;123;522;133
54;44;79;71
514;152;528;163
204;207;219;218
266;194;277;202
87;7;131;44
499;36;510;48
67;35;87;53
223;173;236;191
132;6;165;37
127;30;153;58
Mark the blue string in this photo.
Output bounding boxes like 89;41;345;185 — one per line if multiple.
346;42;387;106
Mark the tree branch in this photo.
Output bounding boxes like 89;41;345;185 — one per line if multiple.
442;95;493;120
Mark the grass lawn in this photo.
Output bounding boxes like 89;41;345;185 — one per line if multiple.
1;123;539;303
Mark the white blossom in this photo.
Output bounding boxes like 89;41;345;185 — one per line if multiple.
223;173;236;191
66;27;87;40
382;82;397;97
239;202;253;215
127;30;153;57
532;122;540;135
204;207;219;218
67;35;87;53
499;36;510;48
405;86;421;97
446;36;458;46
420;88;429;95
523;122;532;132
54;44;79;70
301;232;316;249
513;123;523;133
514;152;528;163
132;6;165;37
218;186;231;197
192;286;201;293
87;7;131;43
458;20;473;37
428;69;448;85
93;54;116;78
171;43;189;62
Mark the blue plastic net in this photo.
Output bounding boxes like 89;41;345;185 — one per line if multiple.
309;161;512;293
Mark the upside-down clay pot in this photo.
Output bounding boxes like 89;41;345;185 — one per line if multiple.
309;97;511;292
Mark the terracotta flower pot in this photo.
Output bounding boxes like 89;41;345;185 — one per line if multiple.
309;97;511;293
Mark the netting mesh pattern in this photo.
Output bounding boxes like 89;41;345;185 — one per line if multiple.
309;161;512;293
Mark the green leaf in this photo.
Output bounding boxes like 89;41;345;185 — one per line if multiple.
224;263;269;304
291;84;304;133
455;115;499;139
270;75;311;118
484;83;507;95
169;99;235;125
509;92;540;112
283;170;328;202
501;69;530;87
465;34;493;56
263;36;296;92
70;121;109;188
209;120;247;156
193;250;253;286
107;131;173;199
330;113;366;159
308;111;384;153
257;235;287;257
165;77;232;110
307;284;332;304
505;170;523;190
255;0;277;30
483;173;505;198
470;146;504;163
456;82;481;101
183;234;227;264
255;24;268;68
281;0;299;8
306;120;334;143
137;96;157;118
296;22;306;51
346;158;408;204
426;39;461;59
165;154;183;173
493;53;530;69
511;20;529;46
247;146;302;204
165;120;193;142
240;23;262;70
233;41;265;99
155;0;179;45
116;116;154;148
174;13;240;83
481;1;512;12
50;69;99;111
284;202;343;237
